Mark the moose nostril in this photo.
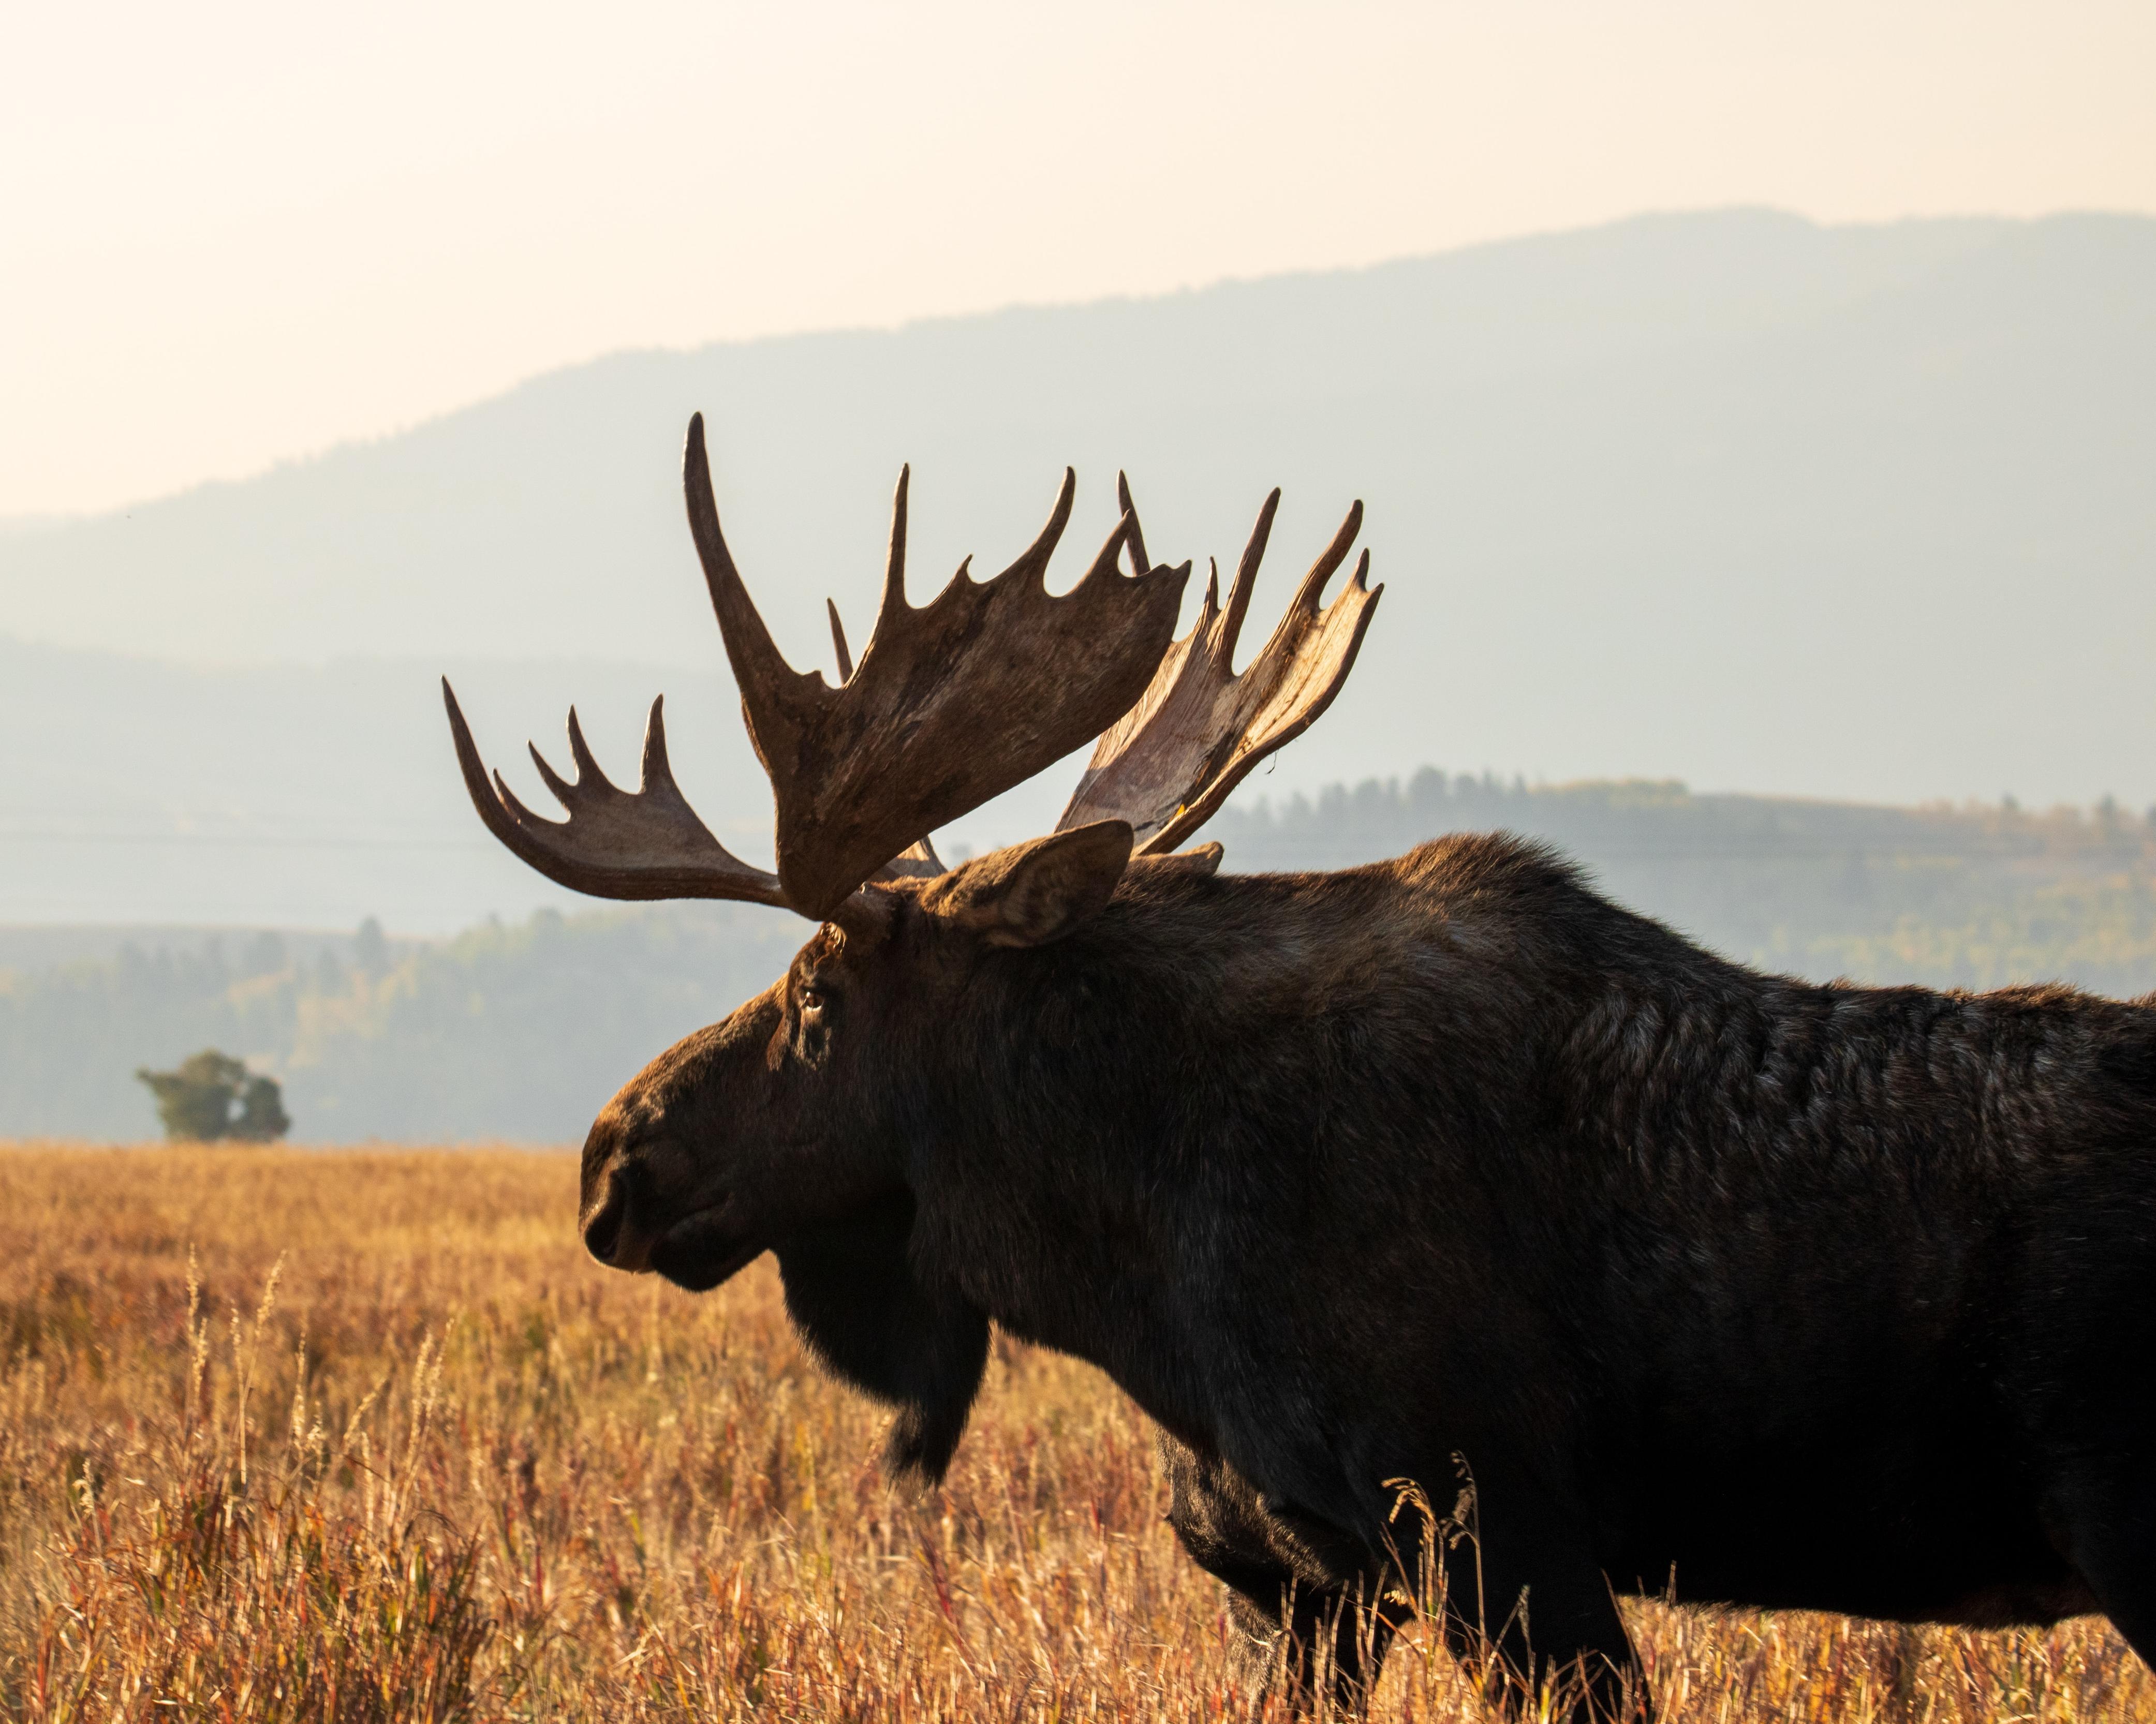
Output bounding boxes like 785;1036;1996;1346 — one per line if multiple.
582;1182;627;1265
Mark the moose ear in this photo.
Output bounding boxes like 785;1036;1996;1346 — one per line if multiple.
927;821;1134;948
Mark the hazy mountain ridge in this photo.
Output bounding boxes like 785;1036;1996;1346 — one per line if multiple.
11;210;2133;668
3;207;2152;934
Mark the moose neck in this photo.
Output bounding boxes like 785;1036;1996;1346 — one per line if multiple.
895;866;1394;1449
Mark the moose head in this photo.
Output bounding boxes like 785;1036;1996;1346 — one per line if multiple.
444;414;1379;1309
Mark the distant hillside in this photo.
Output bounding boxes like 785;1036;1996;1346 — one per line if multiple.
9;775;2156;1142
1213;774;2156;995
0;904;803;1142
3;207;2153;884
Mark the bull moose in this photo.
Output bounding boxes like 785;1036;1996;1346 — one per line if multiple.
445;416;2156;1718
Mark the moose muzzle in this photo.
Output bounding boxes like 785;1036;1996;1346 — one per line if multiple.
579;1117;663;1271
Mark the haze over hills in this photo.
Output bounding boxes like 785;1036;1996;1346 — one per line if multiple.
0;637;752;929
11;777;2156;1142
1;207;2152;931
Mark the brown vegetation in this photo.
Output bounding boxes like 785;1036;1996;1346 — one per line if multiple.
0;1142;2147;1721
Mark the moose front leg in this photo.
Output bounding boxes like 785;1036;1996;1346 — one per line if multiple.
1159;1437;1406;1712
1258;1575;1414;1713
1166;1441;1646;1722
1428;1462;1646;1722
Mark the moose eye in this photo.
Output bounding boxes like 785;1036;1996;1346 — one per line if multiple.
798;985;826;1015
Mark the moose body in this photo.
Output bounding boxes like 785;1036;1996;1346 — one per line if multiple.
450;420;2156;1716
581;831;2156;1713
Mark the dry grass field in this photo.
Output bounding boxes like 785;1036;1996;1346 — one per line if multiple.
0;1143;2149;1722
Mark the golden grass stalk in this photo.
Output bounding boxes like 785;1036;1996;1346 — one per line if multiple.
0;1143;2147;1721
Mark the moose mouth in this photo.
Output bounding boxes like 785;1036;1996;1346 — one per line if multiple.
649;1208;767;1292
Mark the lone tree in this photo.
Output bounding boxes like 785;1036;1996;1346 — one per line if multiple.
136;1050;291;1143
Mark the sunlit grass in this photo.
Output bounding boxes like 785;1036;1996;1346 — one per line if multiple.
0;1143;2146;1720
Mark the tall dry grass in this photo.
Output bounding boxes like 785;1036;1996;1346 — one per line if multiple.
0;1142;2147;1721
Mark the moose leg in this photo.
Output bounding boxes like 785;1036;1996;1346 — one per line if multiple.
2027;1235;2156;1668
1160;1437;1404;1711
1433;1468;1645;1721
1206;1558;1409;1712
1268;1573;1413;1712
1191;1572;1407;1714
2048;1466;2156;1667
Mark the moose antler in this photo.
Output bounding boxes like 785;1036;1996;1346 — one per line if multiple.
445;686;790;905
445;416;1190;922
1055;478;1382;853
685;418;1188;914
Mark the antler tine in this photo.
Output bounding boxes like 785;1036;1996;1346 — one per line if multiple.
1117;468;1219;626
639;694;684;786
882;466;909;618
1291;498;1364;611
1220;488;1280;663
826;601;854;684
1054;492;1383;856
559;707;605;791
1081;509;1140;588
1116;472;1151;576
994;468;1077;590
523;718;577;806
443;679;789;906
683;414;816;711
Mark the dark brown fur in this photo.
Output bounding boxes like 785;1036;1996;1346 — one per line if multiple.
579;831;2156;1717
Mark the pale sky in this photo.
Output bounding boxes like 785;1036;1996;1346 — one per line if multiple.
4;0;2152;519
